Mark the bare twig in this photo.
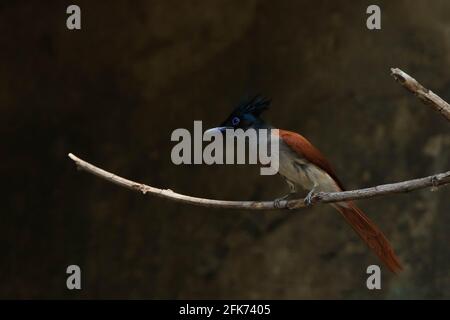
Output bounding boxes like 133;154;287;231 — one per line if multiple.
68;153;450;210
391;68;450;121
69;68;450;210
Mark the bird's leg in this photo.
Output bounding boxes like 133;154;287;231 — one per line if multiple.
304;184;318;206
274;179;297;208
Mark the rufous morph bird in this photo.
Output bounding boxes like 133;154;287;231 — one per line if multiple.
206;95;402;273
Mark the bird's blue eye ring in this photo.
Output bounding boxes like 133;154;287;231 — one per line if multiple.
231;117;240;126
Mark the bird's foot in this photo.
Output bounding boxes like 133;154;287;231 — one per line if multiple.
274;194;292;209
304;189;317;206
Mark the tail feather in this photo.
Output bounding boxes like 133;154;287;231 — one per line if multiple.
334;202;402;274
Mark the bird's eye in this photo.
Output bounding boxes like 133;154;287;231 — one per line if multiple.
231;117;240;126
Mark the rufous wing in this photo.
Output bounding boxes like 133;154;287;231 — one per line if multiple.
277;129;345;189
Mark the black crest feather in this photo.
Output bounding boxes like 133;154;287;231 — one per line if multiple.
236;95;271;116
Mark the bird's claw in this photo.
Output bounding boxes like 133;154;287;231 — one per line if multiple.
274;195;289;209
304;190;316;206
274;198;284;209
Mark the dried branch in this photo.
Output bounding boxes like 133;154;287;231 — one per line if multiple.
391;68;450;121
68;154;449;210
69;68;450;210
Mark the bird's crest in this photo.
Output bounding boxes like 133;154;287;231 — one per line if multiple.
235;95;271;116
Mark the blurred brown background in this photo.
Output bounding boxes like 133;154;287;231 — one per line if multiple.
1;0;449;299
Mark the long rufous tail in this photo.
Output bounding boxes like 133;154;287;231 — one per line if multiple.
333;202;402;274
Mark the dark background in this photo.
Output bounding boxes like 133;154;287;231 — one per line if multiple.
1;0;449;299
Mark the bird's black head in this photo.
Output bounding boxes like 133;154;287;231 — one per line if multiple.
204;95;270;137
220;95;271;130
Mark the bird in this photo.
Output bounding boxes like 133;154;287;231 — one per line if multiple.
205;95;402;273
